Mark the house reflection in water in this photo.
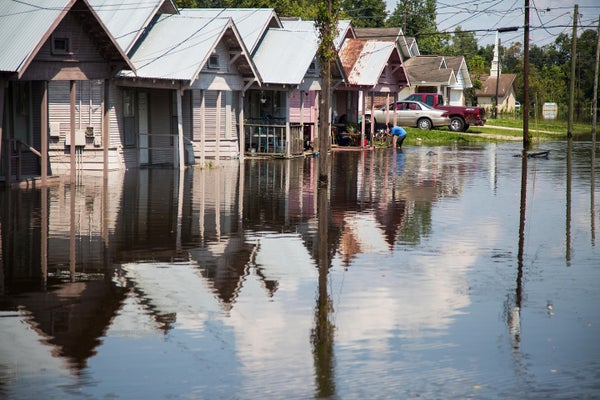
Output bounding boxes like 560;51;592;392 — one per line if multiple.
0;149;473;397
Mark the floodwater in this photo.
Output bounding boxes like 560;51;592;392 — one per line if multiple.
1;140;599;400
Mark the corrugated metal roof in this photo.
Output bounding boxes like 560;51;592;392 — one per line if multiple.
281;19;353;51
252;28;319;85
123;15;236;81
179;8;281;53
0;0;71;73
340;39;396;86
89;0;175;53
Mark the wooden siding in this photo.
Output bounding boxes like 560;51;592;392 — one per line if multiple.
21;13;111;81
190;89;240;161
200;42;231;74
109;83;128;169
47;80;109;171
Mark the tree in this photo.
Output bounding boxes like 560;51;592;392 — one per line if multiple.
503;42;522;73
450;27;478;57
386;0;446;54
341;0;387;28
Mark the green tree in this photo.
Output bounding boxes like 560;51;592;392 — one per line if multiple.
449;27;478;57
467;55;487;75
502;42;522;73
386;0;446;54
341;0;387;28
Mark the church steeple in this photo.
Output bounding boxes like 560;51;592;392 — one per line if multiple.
491;31;501;77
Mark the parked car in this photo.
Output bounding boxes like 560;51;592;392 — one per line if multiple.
365;100;451;130
404;93;486;132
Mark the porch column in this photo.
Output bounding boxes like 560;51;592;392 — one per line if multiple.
393;91;399;126
285;90;291;158
41;81;48;186
360;90;366;139
0;79;5;181
70;80;76;183
103;79;110;173
369;90;375;148
239;91;245;161
314;91;320;151
216;90;221;163
200;90;206;166
177;88;184;170
385;93;390;128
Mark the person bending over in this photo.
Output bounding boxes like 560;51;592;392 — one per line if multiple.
387;125;407;148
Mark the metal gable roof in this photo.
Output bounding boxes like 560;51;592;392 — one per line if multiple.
0;0;134;77
89;0;177;54
340;39;397;87
178;8;282;54
0;0;71;73
252;28;319;85
123;14;236;81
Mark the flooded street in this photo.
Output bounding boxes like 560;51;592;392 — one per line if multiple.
1;141;599;399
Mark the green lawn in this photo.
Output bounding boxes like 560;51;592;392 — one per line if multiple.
394;117;595;146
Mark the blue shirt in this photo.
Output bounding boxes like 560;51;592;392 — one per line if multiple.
390;126;407;137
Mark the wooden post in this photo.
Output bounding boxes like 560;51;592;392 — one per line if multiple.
200;90;206;166
70;80;76;182
285;90;291;158
239;91;245;160
216;90;222;163
0;79;5;184
103;79;110;173
177;88;185;170
41;81;48;186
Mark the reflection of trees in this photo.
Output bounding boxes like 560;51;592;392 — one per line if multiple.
396;202;433;245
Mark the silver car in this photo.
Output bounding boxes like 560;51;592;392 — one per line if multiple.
366;100;450;130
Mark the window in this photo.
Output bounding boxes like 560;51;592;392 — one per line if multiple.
52;37;70;55
123;89;136;147
208;53;219;69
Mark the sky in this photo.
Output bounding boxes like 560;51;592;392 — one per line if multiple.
384;0;600;48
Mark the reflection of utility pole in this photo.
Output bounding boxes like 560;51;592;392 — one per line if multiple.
312;186;335;398
567;4;578;138
591;15;599;246
511;151;528;350
566;139;573;264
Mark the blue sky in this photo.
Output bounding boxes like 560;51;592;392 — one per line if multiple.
384;0;600;47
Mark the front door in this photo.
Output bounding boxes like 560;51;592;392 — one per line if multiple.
138;92;149;165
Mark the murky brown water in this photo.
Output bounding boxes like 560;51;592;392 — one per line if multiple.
1;141;599;399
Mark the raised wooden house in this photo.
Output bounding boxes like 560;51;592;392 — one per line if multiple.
0;0;134;185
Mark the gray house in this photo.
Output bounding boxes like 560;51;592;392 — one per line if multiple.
0;0;134;186
116;12;259;168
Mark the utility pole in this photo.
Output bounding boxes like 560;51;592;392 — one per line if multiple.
568;4;578;138
523;0;530;148
592;16;600;140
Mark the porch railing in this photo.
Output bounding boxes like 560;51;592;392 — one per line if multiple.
244;122;304;157
2;139;41;183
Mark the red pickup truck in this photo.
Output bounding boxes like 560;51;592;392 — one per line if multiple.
404;93;486;132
